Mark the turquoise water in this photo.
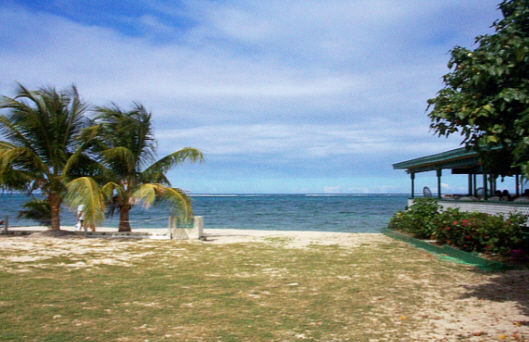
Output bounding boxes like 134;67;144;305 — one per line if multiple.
0;193;409;233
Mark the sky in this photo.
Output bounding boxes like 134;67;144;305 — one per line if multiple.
0;0;510;194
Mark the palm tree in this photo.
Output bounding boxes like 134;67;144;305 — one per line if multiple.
0;84;90;230
72;103;204;232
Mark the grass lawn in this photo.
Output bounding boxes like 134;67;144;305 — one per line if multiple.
0;234;527;341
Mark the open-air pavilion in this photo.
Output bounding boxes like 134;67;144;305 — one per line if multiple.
393;147;527;200
393;147;529;219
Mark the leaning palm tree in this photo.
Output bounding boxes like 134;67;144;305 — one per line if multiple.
0;84;90;230
74;103;204;232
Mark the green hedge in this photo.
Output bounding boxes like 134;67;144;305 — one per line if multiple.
388;198;527;257
387;198;441;239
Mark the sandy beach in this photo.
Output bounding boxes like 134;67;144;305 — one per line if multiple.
4;225;390;247
1;226;529;340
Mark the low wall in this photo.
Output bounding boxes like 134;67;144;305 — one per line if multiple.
0;230;171;239
0;216;205;240
408;199;529;223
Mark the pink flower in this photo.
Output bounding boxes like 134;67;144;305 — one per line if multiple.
462;219;470;226
453;221;458;225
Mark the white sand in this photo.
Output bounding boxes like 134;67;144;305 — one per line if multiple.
5;226;388;247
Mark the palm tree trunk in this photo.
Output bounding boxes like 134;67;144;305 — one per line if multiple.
118;203;132;232
49;193;61;231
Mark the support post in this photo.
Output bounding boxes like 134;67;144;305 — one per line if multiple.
3;215;7;234
492;175;497;194
436;169;442;199
516;174;520;197
410;172;415;199
468;174;473;196
483;172;488;200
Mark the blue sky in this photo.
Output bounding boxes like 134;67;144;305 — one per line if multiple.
0;0;510;194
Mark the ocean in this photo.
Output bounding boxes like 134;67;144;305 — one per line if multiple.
0;193;409;233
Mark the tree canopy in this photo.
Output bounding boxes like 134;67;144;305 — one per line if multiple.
0;84;90;230
70;103;204;232
0;84;204;230
427;0;529;177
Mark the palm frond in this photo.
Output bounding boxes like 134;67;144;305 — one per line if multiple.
143;148;204;183
132;183;192;218
94;103;157;168
0;147;48;179
0;164;34;191
65;177;106;226
0;141;16;151
131;183;158;208
100;182;121;199
0;113;38;152
164;187;193;218
101;146;136;168
17;197;51;227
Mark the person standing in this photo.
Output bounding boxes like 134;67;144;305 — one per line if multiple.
76;204;85;231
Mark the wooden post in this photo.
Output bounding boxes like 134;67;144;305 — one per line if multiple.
3;215;7;234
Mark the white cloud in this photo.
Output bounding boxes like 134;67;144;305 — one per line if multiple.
156;121;462;160
0;0;502;192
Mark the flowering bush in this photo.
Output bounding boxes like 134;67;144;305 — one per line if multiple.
388;199;527;257
434;208;526;256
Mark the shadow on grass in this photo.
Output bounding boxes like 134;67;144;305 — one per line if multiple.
459;268;529;319
201;232;250;242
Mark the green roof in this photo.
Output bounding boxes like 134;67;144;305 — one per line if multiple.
393;147;481;173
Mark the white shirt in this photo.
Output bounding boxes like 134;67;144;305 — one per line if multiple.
77;204;85;220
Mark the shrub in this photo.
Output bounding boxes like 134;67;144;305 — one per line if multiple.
433;209;526;256
388;201;527;257
387;198;441;239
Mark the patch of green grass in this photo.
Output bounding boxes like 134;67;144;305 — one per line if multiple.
263;236;294;245
0;237;468;341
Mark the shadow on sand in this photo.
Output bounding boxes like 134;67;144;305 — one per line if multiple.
459;268;529;321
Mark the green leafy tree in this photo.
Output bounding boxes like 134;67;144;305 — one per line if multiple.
0;84;90;230
71;103;204;232
427;0;529;177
